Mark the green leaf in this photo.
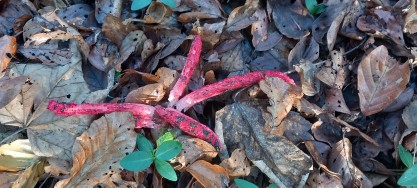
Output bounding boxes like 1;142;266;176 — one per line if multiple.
398;163;417;186
136;134;154;153
269;184;278;188
131;0;152;10
155;159;177;181
314;4;326;14
160;0;176;9
235;179;258;188
399;144;414;168
156;132;174;147
305;0;318;13
120;151;153;172
155;140;182;161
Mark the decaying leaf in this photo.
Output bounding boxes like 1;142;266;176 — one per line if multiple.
0;35;17;78
220;148;251;177
288;35;319;68
271;112;314;144
95;0;122;24
357;45;410;115
402;99;417;129
143;2;174;24
0;58;99;160
225;0;259;32
102;15;137;47
328;138;372;187
295;60;320;96
325;88;351;114
11;158;46;188
404;0;417;34
155;67;179;90
186;160;229;188
216;103;312;187
0;76;27;109
55;112;137;188
125;83;165;104
177;0;223;23
173;136;217;170
269;0;313;39
305;169;343;188
116;30;147;71
259;77;302;126
316;50;348;89
0;139;39;172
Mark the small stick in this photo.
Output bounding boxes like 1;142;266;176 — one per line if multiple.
175;70;295;112
155;106;222;150
168;35;202;107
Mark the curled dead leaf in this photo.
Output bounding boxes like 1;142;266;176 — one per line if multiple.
186;160;229;188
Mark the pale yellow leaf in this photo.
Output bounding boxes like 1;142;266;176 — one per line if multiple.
0;139;38;172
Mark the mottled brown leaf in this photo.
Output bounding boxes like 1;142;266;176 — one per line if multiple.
220;148;250;177
316;50;347;89
0;35;16;78
186;160;229;188
357;45;410;115
95;0;122;24
55;112;136;188
173;136;217;170
328;138;372;187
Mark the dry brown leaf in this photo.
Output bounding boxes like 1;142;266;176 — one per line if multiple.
186;160;229;188
0;172;19;188
269;0;313;39
271;112;314;144
193;21;225;48
216;103;312;187
125;83;165;104
305;169;343;188
260;77;301;126
143;2;173;24
0;139;38;172
174;136;217;170
56;4;94;29
220;43;246;72
116;30;147;71
219;148;251;177
55;112;137;188
11;159;46;188
316;50;347;89
225;0;259;32
357;45;410;116
295;60;320;96
327;11;347;51
95;0;122;24
327;138;372;187
325;88;351;114
402;99;417;129
404;0;417;34
155;67;179;90
0;35;16;78
141;39;164;63
0;76;27;109
102;15;137;47
288;35;319;68
382;87;413;112
0;0;33;36
177;0;223;23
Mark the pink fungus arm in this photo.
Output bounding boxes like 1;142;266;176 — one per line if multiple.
168;35;202;107
155;106;222;150
175;70;294;111
47;100;156;128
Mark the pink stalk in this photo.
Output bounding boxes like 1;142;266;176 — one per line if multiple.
168;35;202;107
175;70;295;112
47;100;156;128
155;106;222;150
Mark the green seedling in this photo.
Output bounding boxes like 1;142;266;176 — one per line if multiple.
398;144;417;186
234;179;277;188
120;132;182;181
131;0;175;10
305;0;326;16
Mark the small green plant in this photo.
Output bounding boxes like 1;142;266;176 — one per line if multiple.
131;0;175;10
234;179;277;188
305;0;326;16
398;144;417;186
120;132;182;181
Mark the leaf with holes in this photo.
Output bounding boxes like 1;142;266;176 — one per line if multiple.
357;45;410;116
